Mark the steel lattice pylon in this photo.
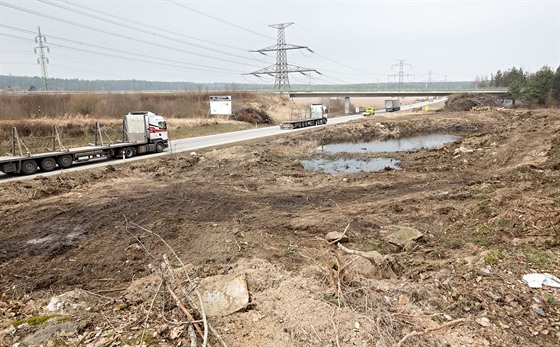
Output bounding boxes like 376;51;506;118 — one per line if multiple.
34;27;50;92
248;22;320;91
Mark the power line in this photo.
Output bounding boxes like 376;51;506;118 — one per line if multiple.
1;25;243;74
37;0;257;61
424;70;437;90
0;2;261;68
389;59;414;91
52;0;248;53
34;26;50;91
248;23;320;91
165;0;275;41
249;3;382;79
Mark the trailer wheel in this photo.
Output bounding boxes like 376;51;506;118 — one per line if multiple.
21;160;38;175
155;141;165;153
40;157;57;172
57;154;73;169
124;147;135;158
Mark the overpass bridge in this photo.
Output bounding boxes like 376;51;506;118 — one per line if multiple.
288;89;508;98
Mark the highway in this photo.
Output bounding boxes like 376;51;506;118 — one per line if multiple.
0;98;445;183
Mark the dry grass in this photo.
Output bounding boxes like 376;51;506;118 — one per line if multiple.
0;91;294;120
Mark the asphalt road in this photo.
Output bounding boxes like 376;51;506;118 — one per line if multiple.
0;98;445;183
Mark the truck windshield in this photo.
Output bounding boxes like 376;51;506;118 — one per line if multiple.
158;121;167;130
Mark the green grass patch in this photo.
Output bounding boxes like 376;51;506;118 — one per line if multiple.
477;203;492;215
9;314;66;327
467;226;493;246
525;248;552;266
441;235;465;249
546;294;559;306
473;193;489;201
484;249;504;265
323;293;345;307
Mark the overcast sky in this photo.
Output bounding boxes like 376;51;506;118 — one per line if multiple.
1;0;559;85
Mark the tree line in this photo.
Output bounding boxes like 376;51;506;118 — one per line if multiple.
477;65;560;105
1;75;486;93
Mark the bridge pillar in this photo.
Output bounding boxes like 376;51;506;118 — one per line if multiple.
344;96;350;115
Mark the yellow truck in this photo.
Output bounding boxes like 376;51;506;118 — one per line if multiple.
363;107;375;116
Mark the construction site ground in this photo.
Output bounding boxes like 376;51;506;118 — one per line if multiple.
0;105;559;346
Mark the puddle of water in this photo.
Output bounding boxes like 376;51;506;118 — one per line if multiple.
302;157;400;173
320;134;460;154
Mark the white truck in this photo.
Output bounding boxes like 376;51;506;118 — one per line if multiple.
280;104;328;130
0;111;169;175
385;99;401;112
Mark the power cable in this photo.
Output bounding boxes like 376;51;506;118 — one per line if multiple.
165;0;275;41
37;0;260;62
1;25;248;73
0;2;260;67
53;0;248;52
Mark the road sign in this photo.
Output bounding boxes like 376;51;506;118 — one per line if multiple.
210;96;232;115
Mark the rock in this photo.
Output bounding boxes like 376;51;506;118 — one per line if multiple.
197;274;250;316
531;305;546;317
476;317;491;327
325;232;349;243
398;295;410;306
454;147;474;155
381;225;423;247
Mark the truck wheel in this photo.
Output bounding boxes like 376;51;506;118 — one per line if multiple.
40;157;56;172
155;141;165;153
21;160;38;175
124;147;135;158
57;154;73;169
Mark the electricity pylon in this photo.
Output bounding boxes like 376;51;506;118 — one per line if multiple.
389;59;414;91
248;22;320;91
34;27;50;91
424;70;437;90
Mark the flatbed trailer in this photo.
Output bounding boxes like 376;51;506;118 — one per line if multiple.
0;141;163;175
0;111;168;175
279;116;327;130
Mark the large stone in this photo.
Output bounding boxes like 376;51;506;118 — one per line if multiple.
197;274;250;316
325;231;349;243
382;225;423;247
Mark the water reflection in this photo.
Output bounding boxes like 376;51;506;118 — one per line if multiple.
320;134;460;153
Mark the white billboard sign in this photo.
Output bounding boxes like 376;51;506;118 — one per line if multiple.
210;96;232;115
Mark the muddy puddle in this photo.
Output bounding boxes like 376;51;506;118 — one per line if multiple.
319;134;460;154
302;157;400;173
304;134;459;173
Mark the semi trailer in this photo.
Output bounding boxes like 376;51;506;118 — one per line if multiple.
0;111;168;175
280;104;328;130
385;99;401;112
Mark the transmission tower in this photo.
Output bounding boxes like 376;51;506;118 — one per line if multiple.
34;27;50;91
247;22;320;91
424;70;437;90
389;59;414;91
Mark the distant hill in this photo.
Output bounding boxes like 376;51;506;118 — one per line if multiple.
0;75;476;92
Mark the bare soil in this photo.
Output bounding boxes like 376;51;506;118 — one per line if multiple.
0;106;559;346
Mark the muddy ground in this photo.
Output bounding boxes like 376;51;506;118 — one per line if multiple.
0;106;559;346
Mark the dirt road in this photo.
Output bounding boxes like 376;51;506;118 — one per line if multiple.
0;107;559;346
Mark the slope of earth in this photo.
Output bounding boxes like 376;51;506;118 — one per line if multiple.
0;108;559;346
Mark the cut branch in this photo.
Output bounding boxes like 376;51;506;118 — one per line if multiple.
395;318;466;347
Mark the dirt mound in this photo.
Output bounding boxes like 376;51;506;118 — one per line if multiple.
233;106;274;124
445;93;500;111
